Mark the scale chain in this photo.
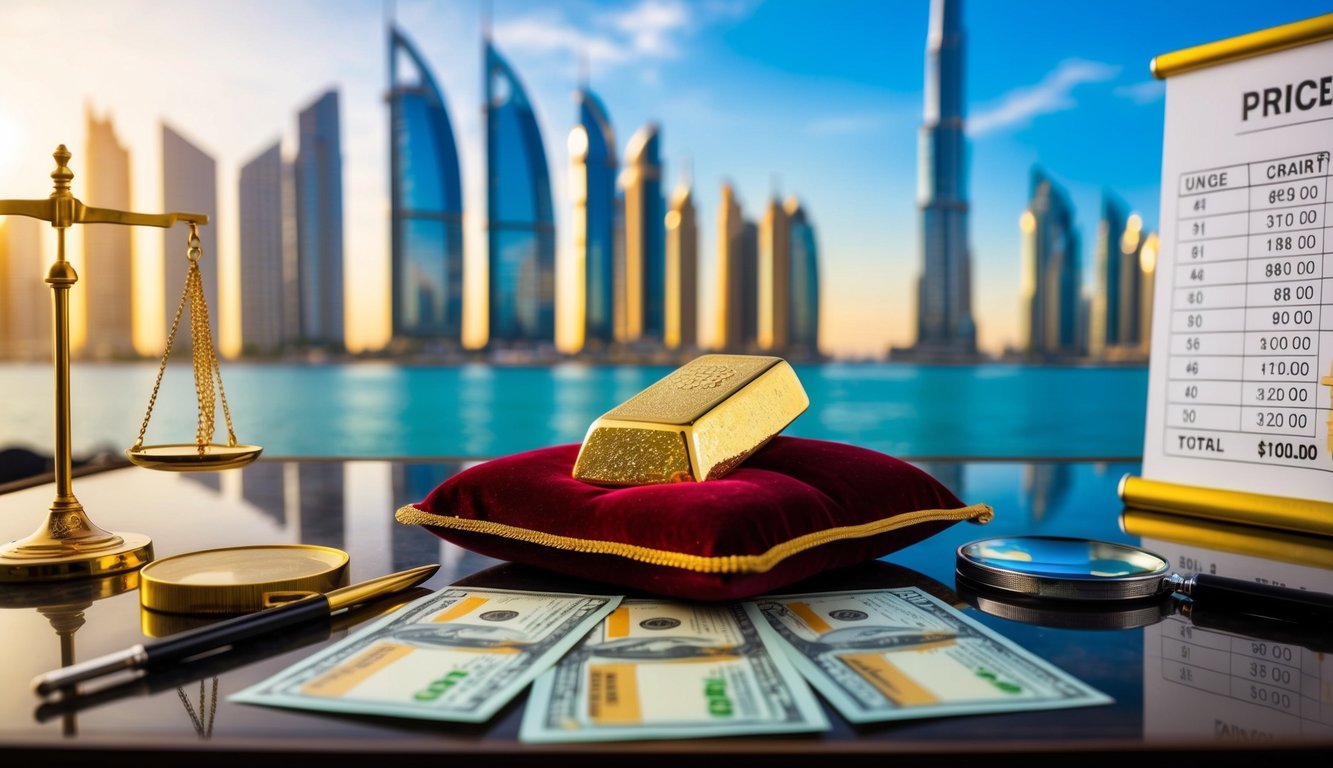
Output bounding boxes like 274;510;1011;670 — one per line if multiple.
132;223;239;454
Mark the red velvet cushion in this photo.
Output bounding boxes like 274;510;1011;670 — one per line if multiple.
395;437;992;601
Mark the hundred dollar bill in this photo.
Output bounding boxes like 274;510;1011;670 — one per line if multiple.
745;588;1112;723
519;600;829;742
230;587;620;723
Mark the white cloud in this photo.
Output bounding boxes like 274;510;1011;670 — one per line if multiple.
609;0;692;57
492;0;735;66
805;112;893;137
1114;80;1165;104
494;13;632;63
969;59;1120;137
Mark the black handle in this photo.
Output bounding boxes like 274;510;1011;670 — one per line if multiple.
1190;573;1333;623
1186;602;1333;653
144;595;331;669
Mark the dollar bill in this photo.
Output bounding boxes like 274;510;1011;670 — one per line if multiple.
519;599;829;742
230;587;620;723
745;588;1112;723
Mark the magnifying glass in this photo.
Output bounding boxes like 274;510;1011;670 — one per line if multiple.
955;536;1333;625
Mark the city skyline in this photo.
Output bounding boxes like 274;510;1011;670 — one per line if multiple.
0;0;1327;359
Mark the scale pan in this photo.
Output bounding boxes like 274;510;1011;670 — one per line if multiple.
126;443;263;471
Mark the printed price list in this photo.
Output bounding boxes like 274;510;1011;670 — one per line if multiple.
1158;615;1332;728
1166;150;1333;471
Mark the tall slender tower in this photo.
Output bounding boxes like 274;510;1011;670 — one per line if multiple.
239;140;290;355
161;123;218;352
570;88;617;351
716;183;746;351
786;197;821;358
664;183;697;350
912;0;976;356
388;26;465;347
1089;192;1128;357
83;108;135;359
758;195;791;353
295;89;345;349
0;216;49;360
621;124;665;343
1020;167;1081;358
486;41;556;346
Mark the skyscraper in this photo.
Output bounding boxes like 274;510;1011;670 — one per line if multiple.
1020;167;1082;357
0;216;48;361
716;182;747;351
389;26;464;346
620;124;666;344
238;140;291;354
1089;193;1128;357
740;220;759;349
569;87;617;351
1116;214;1149;348
758;195;790;353
911;0;976;357
161;123;218;351
786;197;821;358
664;183;697;350
295;89;345;349
82;108;135;359
486;42;555;346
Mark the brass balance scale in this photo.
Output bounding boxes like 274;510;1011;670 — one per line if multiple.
0;145;261;582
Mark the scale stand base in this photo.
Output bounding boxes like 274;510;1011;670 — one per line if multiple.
0;498;153;583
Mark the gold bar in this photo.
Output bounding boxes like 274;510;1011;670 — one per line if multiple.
1117;474;1333;537
572;354;809;485
1151;13;1333;79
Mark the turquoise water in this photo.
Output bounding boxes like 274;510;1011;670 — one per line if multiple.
0;362;1149;459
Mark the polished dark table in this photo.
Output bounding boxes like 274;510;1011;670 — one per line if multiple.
1;457;1330;765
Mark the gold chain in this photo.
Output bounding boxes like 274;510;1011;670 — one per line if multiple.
132;222;239;453
176;677;218;739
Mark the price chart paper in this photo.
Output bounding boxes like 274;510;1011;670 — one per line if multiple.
1142;23;1333;507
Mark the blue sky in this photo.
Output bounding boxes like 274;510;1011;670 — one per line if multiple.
1;0;1329;357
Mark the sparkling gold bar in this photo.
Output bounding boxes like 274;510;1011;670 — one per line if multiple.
572;354;809;485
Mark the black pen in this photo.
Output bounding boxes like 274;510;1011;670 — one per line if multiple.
32;563;439;697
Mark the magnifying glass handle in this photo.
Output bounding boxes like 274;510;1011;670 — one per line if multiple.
1173;573;1333;622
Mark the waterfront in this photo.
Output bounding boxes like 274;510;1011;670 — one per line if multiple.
0;361;1148;460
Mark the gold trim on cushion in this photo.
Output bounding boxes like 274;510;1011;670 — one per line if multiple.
395;503;994;575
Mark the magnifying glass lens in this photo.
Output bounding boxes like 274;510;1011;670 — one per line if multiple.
957;536;1171;601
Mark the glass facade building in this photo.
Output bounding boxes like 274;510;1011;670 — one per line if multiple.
664;184;697;350
914;0;977;355
621;124;665;343
1020;167;1082;357
786;197;820;357
161;123;218;353
486;42;555;345
388;27;464;344
716;183;746;351
239;140;291;354
758;195;790;352
569;88;617;349
295;89;345;348
82;108;135;360
1089;193;1128;357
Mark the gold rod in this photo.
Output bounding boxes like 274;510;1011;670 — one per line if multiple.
1151;13;1333;79
50;227;74;505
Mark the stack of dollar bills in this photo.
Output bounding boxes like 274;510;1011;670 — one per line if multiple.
231;585;1111;742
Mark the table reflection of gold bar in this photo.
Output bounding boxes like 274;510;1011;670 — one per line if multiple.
573;355;809;486
1120;508;1333;572
1118;475;1333;537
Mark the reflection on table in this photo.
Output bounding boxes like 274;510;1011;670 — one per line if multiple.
0;457;1329;761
